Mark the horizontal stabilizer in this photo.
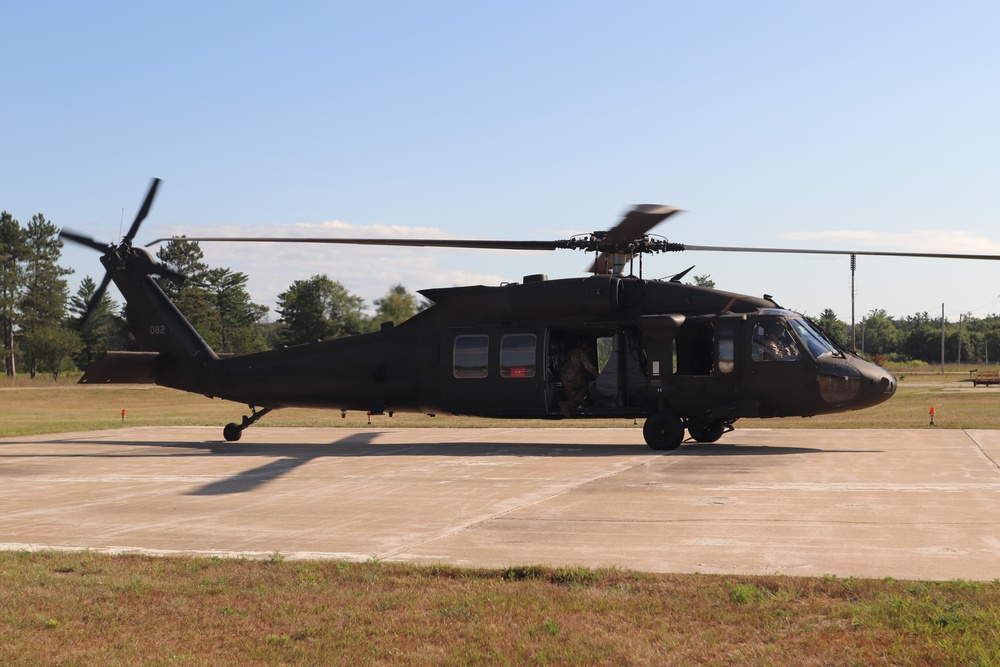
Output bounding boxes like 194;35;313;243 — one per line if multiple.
79;351;163;384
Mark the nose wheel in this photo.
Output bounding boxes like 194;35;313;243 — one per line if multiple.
223;405;273;442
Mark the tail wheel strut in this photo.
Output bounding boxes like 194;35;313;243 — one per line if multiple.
223;405;273;442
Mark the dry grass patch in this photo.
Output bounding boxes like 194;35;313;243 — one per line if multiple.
1;552;998;666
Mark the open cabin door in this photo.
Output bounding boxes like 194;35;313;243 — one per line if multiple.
546;326;653;415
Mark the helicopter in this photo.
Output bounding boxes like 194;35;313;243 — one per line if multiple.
60;179;995;451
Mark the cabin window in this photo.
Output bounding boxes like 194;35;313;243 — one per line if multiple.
751;321;801;362
717;325;735;373
500;333;536;378
453;334;489;378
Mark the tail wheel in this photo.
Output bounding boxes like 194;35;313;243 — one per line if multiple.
643;412;684;451
223;423;243;442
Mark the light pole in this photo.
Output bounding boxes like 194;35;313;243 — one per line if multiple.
850;254;857;352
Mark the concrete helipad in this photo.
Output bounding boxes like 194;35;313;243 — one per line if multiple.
1;426;999;580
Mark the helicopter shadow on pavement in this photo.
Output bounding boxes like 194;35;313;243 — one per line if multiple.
185;436;657;496
169;437;878;496
0;432;646;497
673;441;883;456
0;431;881;497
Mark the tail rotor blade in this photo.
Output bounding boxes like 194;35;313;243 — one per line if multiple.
60;229;109;253
80;271;114;330
123;177;161;243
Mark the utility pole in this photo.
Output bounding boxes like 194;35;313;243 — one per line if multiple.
940;303;946;374
958;314;964;364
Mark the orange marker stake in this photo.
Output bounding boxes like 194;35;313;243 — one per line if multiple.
121;409;127;423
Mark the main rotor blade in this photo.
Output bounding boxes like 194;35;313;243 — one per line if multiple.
601;205;682;245
146;237;571;251
682;244;1000;261
124;177;161;243
585;205;682;274
152;262;187;284
60;229;110;253
145;205;683;255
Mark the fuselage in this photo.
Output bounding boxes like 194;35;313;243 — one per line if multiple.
189;274;896;423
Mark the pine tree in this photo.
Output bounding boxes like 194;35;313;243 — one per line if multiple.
20;214;73;377
202;267;269;353
0;212;28;376
152;239;269;353
153;238;222;347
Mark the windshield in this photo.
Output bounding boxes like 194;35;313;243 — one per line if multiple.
788;318;839;359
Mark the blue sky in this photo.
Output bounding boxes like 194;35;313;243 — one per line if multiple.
3;2;1000;324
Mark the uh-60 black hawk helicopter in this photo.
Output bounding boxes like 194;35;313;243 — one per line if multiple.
60;179;996;451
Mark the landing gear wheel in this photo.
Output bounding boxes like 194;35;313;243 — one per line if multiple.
687;420;726;444
643;412;685;451
221;405;273;442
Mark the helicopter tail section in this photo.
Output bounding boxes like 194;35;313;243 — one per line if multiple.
106;267;222;395
76;269;223;396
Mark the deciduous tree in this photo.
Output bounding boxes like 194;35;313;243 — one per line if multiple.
861;309;898;357
276;275;365;346
372;284;424;327
816;309;849;347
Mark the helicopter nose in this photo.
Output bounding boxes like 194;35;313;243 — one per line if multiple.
855;362;897;408
816;358;896;410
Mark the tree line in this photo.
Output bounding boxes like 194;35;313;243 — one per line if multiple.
695;274;996;367
814;308;1000;367
0;214;996;378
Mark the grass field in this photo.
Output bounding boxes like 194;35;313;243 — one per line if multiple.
2;371;999;665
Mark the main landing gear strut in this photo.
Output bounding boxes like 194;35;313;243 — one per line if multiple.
223;405;272;442
642;412;735;451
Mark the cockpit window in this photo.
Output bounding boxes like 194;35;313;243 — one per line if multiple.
752;321;800;362
788;318;838;359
